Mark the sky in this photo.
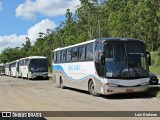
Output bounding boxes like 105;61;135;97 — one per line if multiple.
0;0;80;52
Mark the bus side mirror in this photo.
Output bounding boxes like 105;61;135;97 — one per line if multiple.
146;51;151;66
101;54;105;65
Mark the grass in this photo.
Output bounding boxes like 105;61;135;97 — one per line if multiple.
48;67;52;73
148;87;160;98
157;91;160;98
150;51;160;74
49;77;53;80
149;66;160;74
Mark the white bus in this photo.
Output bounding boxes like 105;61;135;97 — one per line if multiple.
10;60;19;77
53;38;151;96
5;63;10;76
19;56;48;79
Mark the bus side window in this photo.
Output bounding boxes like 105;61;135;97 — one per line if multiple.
14;62;16;67
62;50;66;62
72;47;78;61
19;61;21;66
57;51;61;63
22;60;24;66
78;45;86;60
54;52;57;63
86;43;93;60
25;59;29;65
66;49;71;62
23;60;25;66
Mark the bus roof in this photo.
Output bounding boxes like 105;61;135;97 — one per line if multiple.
19;56;47;60
54;39;96;52
5;62;11;65
54;38;142;51
10;60;17;63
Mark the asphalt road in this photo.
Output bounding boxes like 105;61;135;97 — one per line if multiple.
0;76;160;120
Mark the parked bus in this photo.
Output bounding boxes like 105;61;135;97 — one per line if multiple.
10;60;19;77
5;63;10;76
0;64;5;75
19;56;48;79
53;38;151;96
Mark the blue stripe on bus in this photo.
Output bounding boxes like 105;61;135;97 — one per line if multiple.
53;65;97;81
53;65;64;71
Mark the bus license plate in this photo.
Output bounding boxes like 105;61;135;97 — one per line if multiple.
126;89;133;93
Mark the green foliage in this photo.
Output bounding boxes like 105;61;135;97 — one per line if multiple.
0;47;25;63
48;67;52;73
150;50;160;74
49;77;53;81
157;91;160;97
151;51;160;66
148;87;160;98
149;66;160;74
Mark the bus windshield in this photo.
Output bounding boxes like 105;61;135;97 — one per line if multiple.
0;65;5;71
104;42;148;79
30;59;48;72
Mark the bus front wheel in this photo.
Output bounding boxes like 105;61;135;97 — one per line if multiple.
89;80;99;96
27;74;31;80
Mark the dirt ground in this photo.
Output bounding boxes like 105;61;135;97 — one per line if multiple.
0;76;160;120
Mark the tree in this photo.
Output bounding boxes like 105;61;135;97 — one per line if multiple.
0;47;25;63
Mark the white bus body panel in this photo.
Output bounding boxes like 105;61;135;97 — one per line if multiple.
53;61;149;95
11;67;16;77
5;68;10;76
53;61;96;90
19;66;28;78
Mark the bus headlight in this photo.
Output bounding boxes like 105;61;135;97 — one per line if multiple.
141;82;148;86
106;83;118;87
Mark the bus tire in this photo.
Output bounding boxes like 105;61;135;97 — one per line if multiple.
60;77;65;89
27;74;31;80
89;80;99;96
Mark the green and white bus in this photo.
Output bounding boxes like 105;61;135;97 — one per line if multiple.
10;60;19;77
19;56;48;79
5;63;11;76
53;38;151;95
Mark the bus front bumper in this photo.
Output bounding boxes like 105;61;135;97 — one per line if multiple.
0;72;5;75
31;72;48;79
104;85;149;95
